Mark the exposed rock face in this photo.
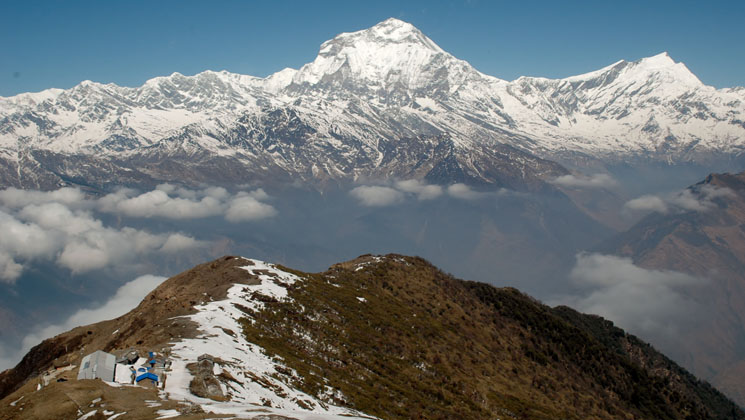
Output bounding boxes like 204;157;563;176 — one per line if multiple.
188;354;225;401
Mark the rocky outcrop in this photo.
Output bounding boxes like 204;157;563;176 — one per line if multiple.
188;354;226;401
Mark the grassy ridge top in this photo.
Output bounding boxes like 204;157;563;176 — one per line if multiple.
241;254;743;419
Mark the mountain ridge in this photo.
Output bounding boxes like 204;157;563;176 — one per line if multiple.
1;18;744;190
0;254;742;419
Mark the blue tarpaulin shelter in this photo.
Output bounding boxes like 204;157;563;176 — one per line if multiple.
136;372;158;383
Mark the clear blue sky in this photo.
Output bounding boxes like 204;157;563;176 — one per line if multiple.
1;0;743;96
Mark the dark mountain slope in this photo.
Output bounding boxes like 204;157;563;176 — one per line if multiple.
238;255;740;419
598;171;745;404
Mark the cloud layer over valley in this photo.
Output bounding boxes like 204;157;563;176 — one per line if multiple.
0;185;277;283
551;173;619;189
553;253;706;347
97;185;276;221
0;203;202;282
623;184;733;215
350;180;488;206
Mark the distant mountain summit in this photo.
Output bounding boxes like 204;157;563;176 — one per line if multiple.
0;254;741;419
1;18;744;190
284;18;479;101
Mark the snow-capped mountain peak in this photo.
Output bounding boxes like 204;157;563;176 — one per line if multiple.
558;52;701;90
635;51;677;67
287;18;475;98
360;17;443;52
621;52;702;87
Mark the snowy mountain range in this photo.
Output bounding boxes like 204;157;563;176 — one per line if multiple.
1;18;744;190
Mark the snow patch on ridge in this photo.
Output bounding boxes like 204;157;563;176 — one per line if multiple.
164;258;375;419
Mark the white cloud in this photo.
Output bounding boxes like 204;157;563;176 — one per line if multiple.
0;254;22;284
225;193;277;222
350;181;493;204
0;210;65;283
551;173;618;189
394;180;443;200
0;185;280;282
700;183;735;199
623;184;733;215
160;233;204;253
0;195;206;283
100;189;223;219
669;184;732;212
58;240;111;273
624;195;669;214
0;187;89;209
97;184;276;222
554;253;703;339
245;188;270;201
1;274;167;370
447;183;485;200
0;209;63;257
350;186;404;206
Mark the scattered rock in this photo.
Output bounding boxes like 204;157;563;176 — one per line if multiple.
187;354;227;401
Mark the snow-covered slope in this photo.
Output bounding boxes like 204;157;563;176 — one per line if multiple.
1;18;743;189
504;52;745;160
164;258;376;419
